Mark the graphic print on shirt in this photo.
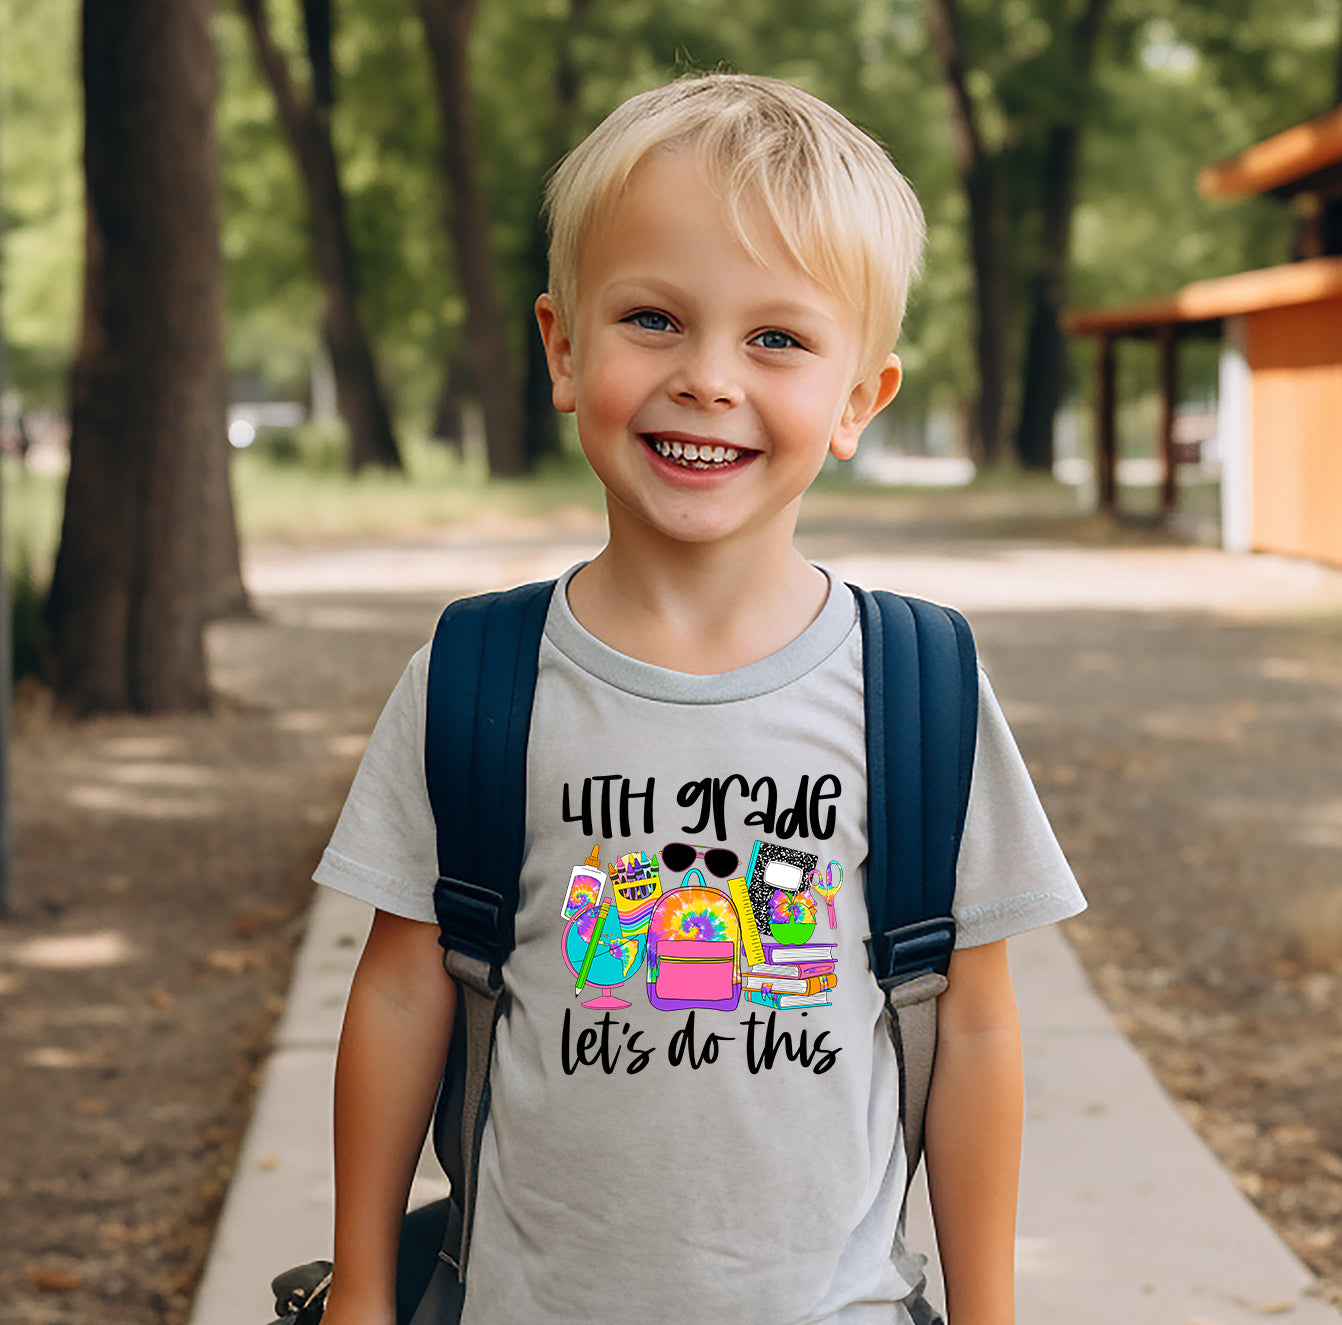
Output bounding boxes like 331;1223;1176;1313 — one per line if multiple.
556;771;850;1075
646;869;743;1011
562;838;843;1015
609;851;662;938
561;844;645;1010
809;860;844;930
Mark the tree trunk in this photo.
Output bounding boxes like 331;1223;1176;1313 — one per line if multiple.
520;0;595;467
430;352;466;455
46;0;230;713
1334;0;1342;106
202;397;251;620
1014;0;1110;472
522;218;562;467
417;0;526;477
240;0;402;472
929;0;1013;467
1014;122;1078;473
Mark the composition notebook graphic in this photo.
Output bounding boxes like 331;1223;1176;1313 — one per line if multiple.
743;840;819;947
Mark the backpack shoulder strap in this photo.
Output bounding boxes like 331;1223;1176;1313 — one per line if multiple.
851;586;977;1183
425;578;555;967
423;577;555;1286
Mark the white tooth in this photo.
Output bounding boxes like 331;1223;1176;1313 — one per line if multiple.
724;447;739;461
712;445;726;462
671;441;684;458
683;443;699;460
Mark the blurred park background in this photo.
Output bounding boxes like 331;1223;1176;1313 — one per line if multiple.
3;0;1340;705
1;0;1341;1321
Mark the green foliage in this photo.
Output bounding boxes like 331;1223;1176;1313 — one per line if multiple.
1;460;62;585
3;0;1341;438
215;6;325;393
0;0;83;405
249;420;349;471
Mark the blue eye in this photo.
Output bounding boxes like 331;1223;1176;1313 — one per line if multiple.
754;329;799;350
626;310;674;332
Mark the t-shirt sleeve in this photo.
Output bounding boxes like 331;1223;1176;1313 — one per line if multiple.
312;643;440;924
952;667;1087;947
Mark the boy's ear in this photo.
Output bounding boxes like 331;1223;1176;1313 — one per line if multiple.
830;354;902;461
535;293;576;414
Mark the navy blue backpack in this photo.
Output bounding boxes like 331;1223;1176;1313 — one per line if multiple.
269;579;976;1325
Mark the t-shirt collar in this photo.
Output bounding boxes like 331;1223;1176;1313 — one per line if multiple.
543;562;857;704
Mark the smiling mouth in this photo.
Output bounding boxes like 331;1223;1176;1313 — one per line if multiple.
641;434;757;470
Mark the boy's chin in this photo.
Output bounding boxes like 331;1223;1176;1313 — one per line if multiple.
613;497;801;551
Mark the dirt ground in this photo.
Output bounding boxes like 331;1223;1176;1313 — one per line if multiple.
2;496;1341;1322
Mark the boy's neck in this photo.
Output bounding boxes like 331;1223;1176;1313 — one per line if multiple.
566;501;830;675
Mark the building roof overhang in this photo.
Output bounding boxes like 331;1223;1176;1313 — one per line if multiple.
1198;105;1342;199
1063;255;1342;336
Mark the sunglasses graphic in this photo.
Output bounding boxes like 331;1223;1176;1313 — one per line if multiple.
661;843;740;878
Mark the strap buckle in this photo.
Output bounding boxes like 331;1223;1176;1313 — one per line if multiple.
434;876;507;987
866;917;956;991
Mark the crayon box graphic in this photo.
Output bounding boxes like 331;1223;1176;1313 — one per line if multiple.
609;851;662;938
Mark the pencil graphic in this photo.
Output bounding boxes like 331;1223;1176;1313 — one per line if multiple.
575;898;611;995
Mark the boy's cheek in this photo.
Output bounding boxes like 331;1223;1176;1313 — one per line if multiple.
582;360;645;433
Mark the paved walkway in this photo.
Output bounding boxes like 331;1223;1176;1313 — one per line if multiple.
190;523;1342;1325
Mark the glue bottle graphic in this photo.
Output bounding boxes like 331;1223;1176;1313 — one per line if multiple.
561;843;606;919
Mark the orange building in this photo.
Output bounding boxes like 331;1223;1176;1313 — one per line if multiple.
1064;105;1342;566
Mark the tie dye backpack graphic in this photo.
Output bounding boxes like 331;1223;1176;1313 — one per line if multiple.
645;870;744;1011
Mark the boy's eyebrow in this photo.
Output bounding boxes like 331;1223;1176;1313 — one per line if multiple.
600;278;843;330
748;300;843;328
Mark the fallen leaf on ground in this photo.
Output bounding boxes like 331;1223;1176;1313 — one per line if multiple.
28;1267;84;1292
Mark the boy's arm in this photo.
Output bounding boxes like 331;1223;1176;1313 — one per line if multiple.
322;908;457;1325
923;939;1023;1325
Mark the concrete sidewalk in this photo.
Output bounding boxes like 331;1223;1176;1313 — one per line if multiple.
191;883;1340;1325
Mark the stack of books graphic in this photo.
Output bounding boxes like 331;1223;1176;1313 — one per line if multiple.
742;940;837;1009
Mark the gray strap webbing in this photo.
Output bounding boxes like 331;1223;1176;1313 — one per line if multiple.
887;986;942;1190
884;979;946;1323
442;949;504;1285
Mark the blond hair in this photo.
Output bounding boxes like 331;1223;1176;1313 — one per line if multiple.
543;74;926;374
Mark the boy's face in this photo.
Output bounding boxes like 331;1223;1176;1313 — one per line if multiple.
536;151;901;550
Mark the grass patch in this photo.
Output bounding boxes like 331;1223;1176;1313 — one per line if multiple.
230;427;606;544
1;431;608;576
3;461;59;685
8;548;46;680
3;460;63;585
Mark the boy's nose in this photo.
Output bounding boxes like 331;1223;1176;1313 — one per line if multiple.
668;343;744;409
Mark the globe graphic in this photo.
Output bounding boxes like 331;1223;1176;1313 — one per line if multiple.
563;905;646;1010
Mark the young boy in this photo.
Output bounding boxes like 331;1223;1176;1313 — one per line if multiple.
313;74;1084;1325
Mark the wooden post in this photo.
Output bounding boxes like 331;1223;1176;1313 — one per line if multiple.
1157;322;1179;519
1096;333;1117;513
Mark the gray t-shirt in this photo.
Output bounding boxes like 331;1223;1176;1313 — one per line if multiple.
315;566;1085;1325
